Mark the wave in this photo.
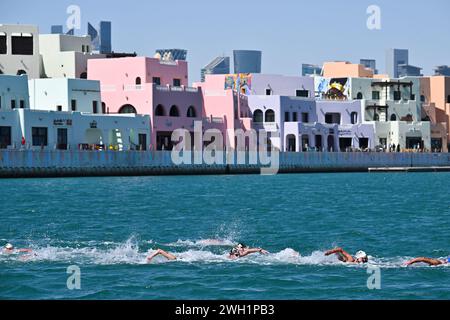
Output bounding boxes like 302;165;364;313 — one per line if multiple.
1;238;448;268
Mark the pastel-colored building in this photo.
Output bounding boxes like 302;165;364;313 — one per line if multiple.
322;61;374;79
29;78;103;113
39;34;106;79
420;76;450;152
0;24;41;79
0;74;30;110
88;56;213;150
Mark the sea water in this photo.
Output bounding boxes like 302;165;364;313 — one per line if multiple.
0;173;449;300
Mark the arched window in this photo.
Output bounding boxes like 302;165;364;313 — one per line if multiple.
136;77;141;85
0;70;3;74
118;104;137;114
253;109;263;123
80;72;87;79
356;92;363;100
17;70;27;76
187;106;197;118
390;114;397;121
350;112;358;124
155;104;165;116
169;105;180;117
102;102;106;114
265;109;275;122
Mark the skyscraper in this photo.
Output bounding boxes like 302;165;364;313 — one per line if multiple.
302;64;322;76
99;21;112;54
88;21;112;54
233;50;262;74
386;49;409;78
360;59;378;74
155;49;187;61
201;56;230;82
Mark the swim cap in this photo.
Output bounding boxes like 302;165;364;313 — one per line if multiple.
355;251;367;259
5;243;13;250
447;257;450;263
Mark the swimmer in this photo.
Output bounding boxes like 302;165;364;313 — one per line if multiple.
228;243;269;260
325;247;368;264
405;256;449;266
2;243;32;254
147;249;177;262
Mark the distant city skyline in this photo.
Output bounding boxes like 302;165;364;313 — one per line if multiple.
1;0;449;82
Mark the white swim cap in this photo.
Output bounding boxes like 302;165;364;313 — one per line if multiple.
5;243;13;250
355;250;367;259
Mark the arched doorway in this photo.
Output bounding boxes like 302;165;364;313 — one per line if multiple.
302;135;310;151
170;105;180;117
17;70;27;76
155;104;165;116
253;109;263;123
187;106;197;118
118;104;137;114
286;134;296;152
265;109;275;122
80;72;87;79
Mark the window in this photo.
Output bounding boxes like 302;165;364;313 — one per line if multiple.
118;104;137;114
372;91;380;100
374;113;380;121
155;104;165;116
57;105;62;112
173;79;181;87
12;34;33;55
265;109;275;122
0;126;11;148
410;94;415;101
93;101;98;114
102;102;106;114
266;89;272;96
253;109;263;123
292;112;298;122
20;100;25;109
447;95;450;104
17;70;26;76
296;90;309;97
57;128;68;150
80;72;87;79
0;33;6;54
187;106;196;118
170;105;180;117
302;112;309;123
390;114;397;121
356;92;363;100
135;77;141;85
351;112;358;124
82;45;85;52
285;112;290;122
32;127;48;146
86;45;90;53
325;113;341;124
153;77;161;85
0;97;2;109
421;95;426;103
71;100;77;111
11;100;16;109
394;91;401;101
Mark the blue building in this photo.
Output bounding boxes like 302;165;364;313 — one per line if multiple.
360;59;378;74
155;49;187;61
233;50;262;74
386;49;409;78
88;21;112;54
51;25;63;34
434;65;450;76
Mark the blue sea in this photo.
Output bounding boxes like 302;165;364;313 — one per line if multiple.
0;173;449;300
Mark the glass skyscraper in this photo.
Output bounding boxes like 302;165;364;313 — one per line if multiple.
233;50;262;74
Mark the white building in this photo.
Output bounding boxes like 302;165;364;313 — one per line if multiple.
0;24;41;79
39;34;106;79
0;74;151;151
29;78;103;114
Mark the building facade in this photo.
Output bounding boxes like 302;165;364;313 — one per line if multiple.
233;50;262;74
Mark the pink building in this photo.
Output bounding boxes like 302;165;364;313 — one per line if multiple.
194;74;253;149
88;56;217;150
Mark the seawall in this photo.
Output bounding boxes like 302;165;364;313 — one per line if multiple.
0;150;449;178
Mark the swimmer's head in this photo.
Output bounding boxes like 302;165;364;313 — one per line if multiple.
230;248;240;257
355;250;368;263
4;243;14;251
236;243;246;250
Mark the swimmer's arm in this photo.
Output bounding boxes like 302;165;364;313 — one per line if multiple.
325;248;354;262
147;249;176;262
405;257;443;266
17;249;32;253
240;248;269;257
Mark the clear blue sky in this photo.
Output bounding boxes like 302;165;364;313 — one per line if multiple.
1;0;449;82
